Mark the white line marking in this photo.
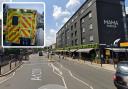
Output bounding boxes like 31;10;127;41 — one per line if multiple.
0;63;24;84
31;69;42;81
0;72;15;85
57;62;94;89
48;63;68;89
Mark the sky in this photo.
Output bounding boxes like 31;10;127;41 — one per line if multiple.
0;0;128;46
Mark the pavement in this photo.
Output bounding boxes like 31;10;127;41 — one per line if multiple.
1;61;20;74
64;56;116;72
0;53;117;89
0;61;22;84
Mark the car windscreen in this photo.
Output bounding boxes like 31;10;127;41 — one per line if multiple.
117;63;128;74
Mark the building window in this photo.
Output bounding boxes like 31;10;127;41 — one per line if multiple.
80;8;84;14
75;31;77;36
72;18;74;22
81;18;85;23
12;16;18;25
89;24;93;29
88;1;92;7
75;39;78;45
82;38;86;43
90;35;94;42
71;25;73;30
75;16;78;20
82;27;85;32
89;12;92;18
71;33;73;37
67;36;69;39
72;40;73;46
74;22;77;28
66;25;67;28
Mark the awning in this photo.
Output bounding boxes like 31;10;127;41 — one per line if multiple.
70;49;78;52
106;48;128;52
76;48;94;53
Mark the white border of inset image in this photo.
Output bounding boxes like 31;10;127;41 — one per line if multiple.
2;2;45;48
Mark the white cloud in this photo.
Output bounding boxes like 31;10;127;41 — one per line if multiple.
66;0;80;8
53;5;71;19
126;7;128;14
45;29;57;46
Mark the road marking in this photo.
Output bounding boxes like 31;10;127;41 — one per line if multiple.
48;63;68;89
31;69;42;81
0;72;15;85
57;62;94;89
0;63;24;85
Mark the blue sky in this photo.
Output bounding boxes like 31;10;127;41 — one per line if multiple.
0;0;128;46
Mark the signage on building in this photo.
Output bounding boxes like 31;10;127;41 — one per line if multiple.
105;49;110;56
120;42;128;47
104;20;118;28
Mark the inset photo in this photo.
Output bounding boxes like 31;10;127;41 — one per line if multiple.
2;2;45;48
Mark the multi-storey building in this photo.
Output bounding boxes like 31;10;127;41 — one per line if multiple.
57;0;126;48
56;0;127;62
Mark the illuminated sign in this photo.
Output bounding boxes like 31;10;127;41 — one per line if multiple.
120;42;128;47
106;49;110;56
104;20;118;28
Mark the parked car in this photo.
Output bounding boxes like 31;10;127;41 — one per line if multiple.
39;51;43;56
113;61;128;89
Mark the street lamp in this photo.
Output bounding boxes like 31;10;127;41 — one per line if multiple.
112;38;121;68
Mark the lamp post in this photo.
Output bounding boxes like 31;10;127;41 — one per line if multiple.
112;38;121;68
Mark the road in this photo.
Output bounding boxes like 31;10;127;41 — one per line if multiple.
0;53;116;89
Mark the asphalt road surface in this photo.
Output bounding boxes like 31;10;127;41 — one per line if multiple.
0;53;116;89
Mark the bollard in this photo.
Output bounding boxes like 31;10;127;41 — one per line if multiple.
0;65;1;75
10;61;12;70
15;60;17;67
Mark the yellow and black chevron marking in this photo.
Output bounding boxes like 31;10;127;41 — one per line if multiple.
6;8;37;44
6;26;20;43
20;16;32;29
20;29;31;38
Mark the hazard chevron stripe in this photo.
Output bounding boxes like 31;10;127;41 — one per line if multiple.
21;29;30;38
